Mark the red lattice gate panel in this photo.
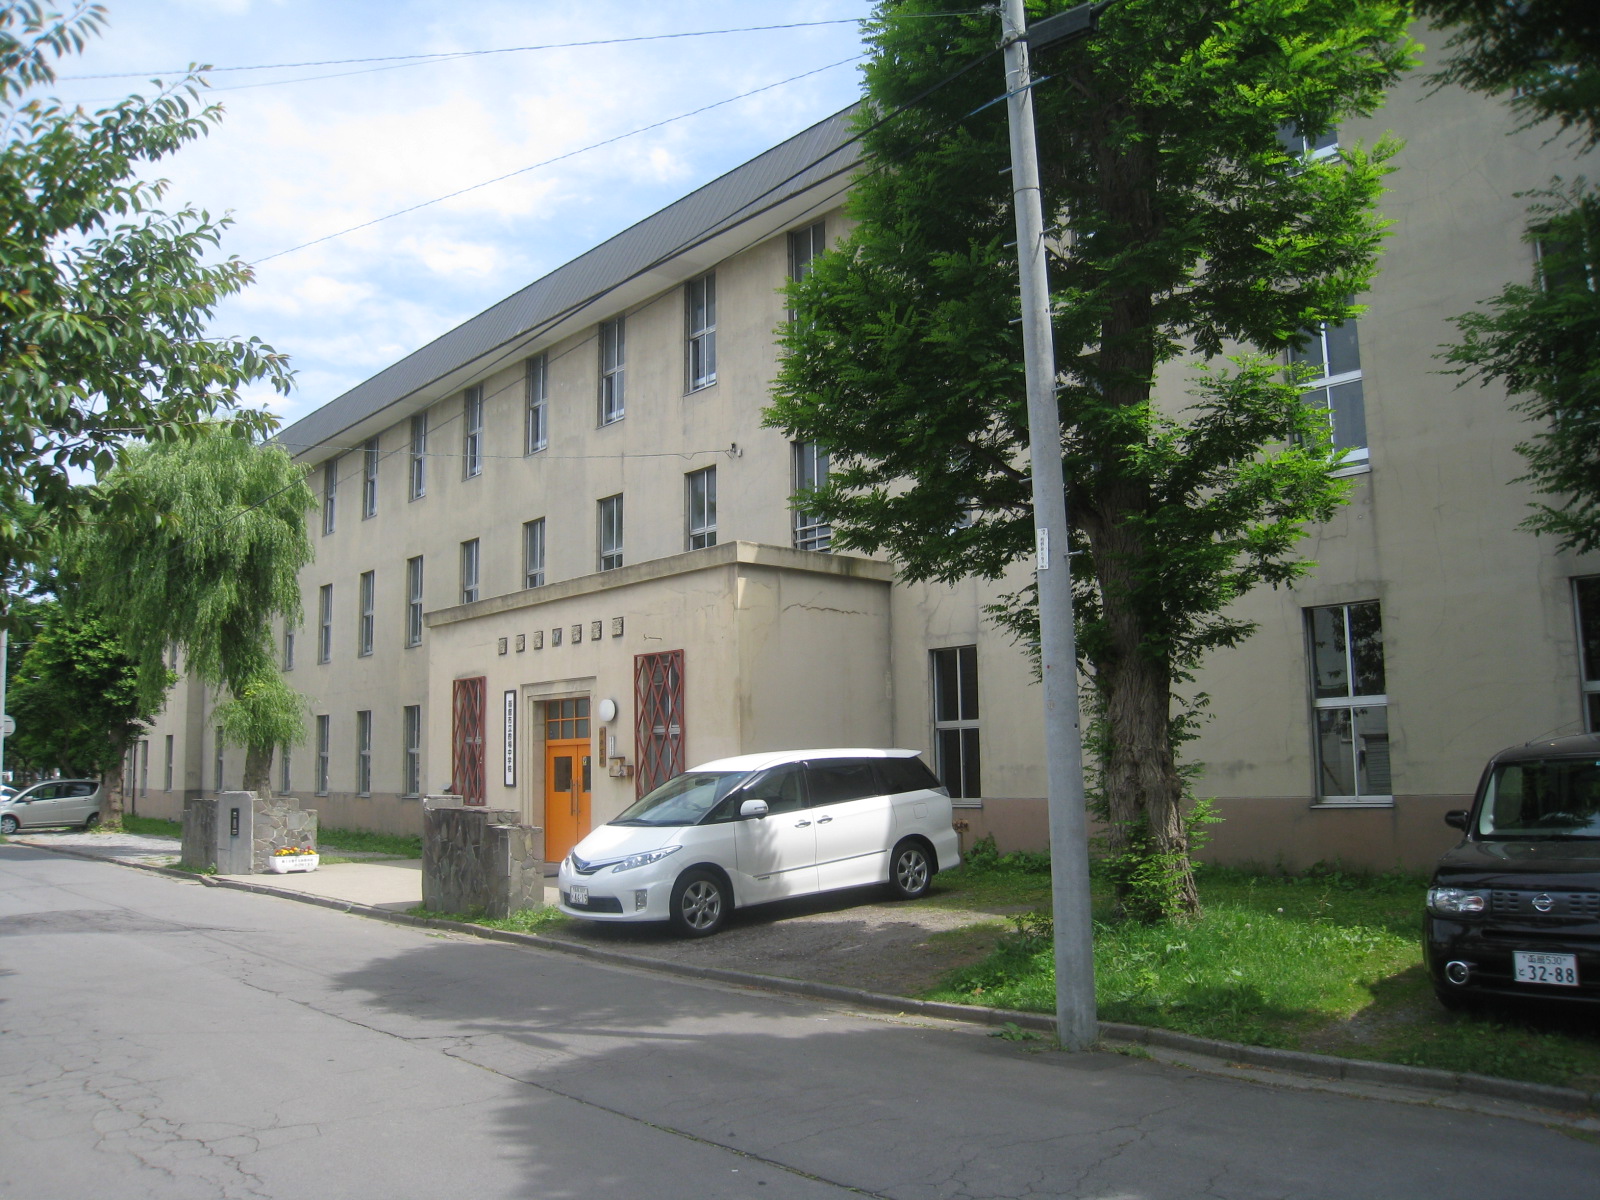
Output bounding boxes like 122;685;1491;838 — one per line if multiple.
633;650;684;798
451;676;487;805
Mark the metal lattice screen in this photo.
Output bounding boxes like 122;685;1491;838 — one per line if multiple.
633;650;684;798
451;676;487;805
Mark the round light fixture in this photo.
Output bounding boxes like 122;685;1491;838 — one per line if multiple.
597;698;618;723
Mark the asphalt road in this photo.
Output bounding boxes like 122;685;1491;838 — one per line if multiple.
1;844;1596;1200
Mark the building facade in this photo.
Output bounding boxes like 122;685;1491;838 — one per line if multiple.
137;58;1600;872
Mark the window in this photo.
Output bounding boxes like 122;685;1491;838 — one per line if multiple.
315;714;330;796
788;220;827;319
1306;601;1391;803
1277;122;1338;161
1534;218;1597;294
282;623;295;671
686;467;716;550
792;441;830;550
322;457;339;535
213;727;225;793
525;354;548;453
317;584;333;663
406;556;424;647
362;436;379;518
459;539;480;604
686;272;717;391
403;704;422;797
463;385;484;478
358;570;375;657
164;734;174;792
598;494;624;571
355;709;372;796
523;518;545;589
932;646;981;800
1291;312;1366;468
279;743;292;795
807;758;881;806
1574;578;1600;730
409;413;427;499
600;317;625;425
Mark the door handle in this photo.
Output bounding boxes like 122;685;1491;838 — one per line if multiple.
794;819;811;827
816;816;834;824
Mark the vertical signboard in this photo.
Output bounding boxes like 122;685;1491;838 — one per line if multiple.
503;689;517;788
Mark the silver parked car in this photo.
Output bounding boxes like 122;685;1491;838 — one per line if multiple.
0;779;104;834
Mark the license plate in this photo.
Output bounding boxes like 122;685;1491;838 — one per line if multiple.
1514;951;1579;987
567;885;588;906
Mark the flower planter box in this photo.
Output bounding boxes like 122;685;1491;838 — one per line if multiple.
265;853;319;874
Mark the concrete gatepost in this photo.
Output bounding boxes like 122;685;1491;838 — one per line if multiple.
181;791;319;874
422;795;546;919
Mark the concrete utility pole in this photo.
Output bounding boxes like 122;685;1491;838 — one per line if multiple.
999;0;1099;1050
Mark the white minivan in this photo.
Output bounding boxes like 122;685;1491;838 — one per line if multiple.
557;747;961;936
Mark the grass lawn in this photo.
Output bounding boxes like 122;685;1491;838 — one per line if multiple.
926;857;1600;1092
118;816;420;860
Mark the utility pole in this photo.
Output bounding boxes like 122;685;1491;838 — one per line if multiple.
999;0;1100;1050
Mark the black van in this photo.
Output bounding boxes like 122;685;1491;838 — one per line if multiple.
1425;734;1600;1009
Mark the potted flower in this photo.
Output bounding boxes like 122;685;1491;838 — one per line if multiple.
265;845;320;874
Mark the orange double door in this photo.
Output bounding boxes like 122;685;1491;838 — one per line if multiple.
542;698;592;864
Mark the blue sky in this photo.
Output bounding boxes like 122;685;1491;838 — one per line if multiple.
50;0;879;429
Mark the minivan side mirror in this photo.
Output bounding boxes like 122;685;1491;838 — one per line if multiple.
739;798;769;820
1444;810;1469;831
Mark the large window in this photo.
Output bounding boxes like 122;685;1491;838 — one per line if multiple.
164;734;174;792
600;317;625;425
686;272;717;391
932;646;981;800
1277;122;1339;161
358;570;375;657
279;743;292;795
686;467;716;550
788;220;826;321
406;555;424;647
315;714;330;796
322;457;339;535
403;704;422;797
598;494;624;571
409;413;427;499
792;441;830;551
282;623;295;671
317;584;333;663
459;538;480;604
1291;311;1366;468
355;709;372;796
523;518;545;589
525;354;548;454
362;436;379;519
463;385;484;478
1575;577;1600;730
1306;601;1391;803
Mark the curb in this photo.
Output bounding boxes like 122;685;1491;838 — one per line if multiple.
11;838;1598;1117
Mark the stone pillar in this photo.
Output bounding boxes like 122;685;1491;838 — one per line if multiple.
181;791;255;874
422;796;546;918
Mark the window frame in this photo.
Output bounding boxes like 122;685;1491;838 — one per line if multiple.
282;623;295;672
1573;577;1600;731
686;466;716;550
279;742;292;795
362;436;379;519
1305;600;1392;806
931;646;981;802
322;457;339;535
409;413;427;500
213;726;225;793
525;354;548;454
788;220;826;321
459;538;480;605
403;704;422;797
358;569;375;657
463;385;484;479
792;440;831;551
406;556;424;647
1291;313;1367;471
598;494;624;572
599;317;625;425
163;734;174;792
317;583;333;663
315;714;330;796
523;518;545;589
686;272;717;392
355;709;373;797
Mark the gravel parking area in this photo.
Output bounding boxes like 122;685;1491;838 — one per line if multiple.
9;829;181;866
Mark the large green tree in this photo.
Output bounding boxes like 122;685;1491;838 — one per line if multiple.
69;428;316;795
0;1;291;607
769;0;1414;918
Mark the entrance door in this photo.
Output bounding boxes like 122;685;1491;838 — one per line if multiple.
543;698;591;862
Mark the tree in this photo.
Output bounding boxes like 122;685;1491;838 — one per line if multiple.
68;428;316;795
1419;2;1600;549
0;1;291;606
6;599;163;823
768;0;1414;919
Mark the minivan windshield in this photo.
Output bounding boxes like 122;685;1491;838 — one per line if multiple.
1477;758;1600;839
609;771;750;827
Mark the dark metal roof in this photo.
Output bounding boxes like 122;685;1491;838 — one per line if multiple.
276;105;862;464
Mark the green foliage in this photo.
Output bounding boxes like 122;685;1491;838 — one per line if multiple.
69;427;316;781
5;600;163;775
0;3;292;596
1098;798;1224;923
317;827;423;859
121;815;182;838
767;0;1415;919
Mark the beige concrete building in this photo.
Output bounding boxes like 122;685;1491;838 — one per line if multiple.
135;60;1600;873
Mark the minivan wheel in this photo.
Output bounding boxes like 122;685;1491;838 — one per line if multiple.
0;815;17;835
83;812;100;831
670;869;729;937
888;840;933;900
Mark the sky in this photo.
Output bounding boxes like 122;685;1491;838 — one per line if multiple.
47;0;883;430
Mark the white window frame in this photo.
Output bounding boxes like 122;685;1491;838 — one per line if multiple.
358;570;375;657
406;556;424;647
1306;600;1391;806
164;734;174;792
788;220;826;321
409;413;427;499
362;436;379;519
279;742;292;795
599;317;625;425
463;385;484;478
282;623;295;671
686;467;716;550
792;441;831;551
523;518;545;589
402;704;422;797
213;726;225;793
525;354;548;454
686;272;717;391
315;714;330;796
1277;122;1339;162
322;457;339;535
460;538;480;604
931;646;981;802
598;494;624;572
1291;314;1367;470
317;583;333;663
355;709;372;796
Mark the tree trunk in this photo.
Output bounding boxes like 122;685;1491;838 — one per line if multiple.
101;751;126;829
243;742;273;797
